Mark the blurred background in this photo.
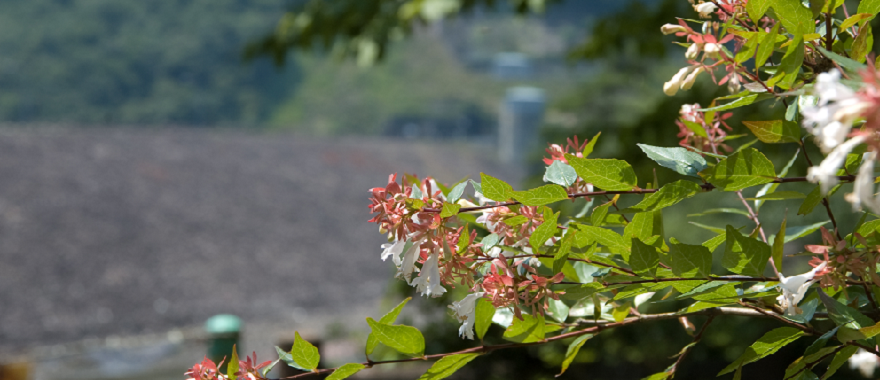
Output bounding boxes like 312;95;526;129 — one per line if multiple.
0;0;878;379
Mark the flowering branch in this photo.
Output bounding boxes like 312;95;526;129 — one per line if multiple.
272;307;806;380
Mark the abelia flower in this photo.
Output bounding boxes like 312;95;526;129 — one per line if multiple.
801;70;870;152
849;348;879;377
381;238;407;265
412;248;447;297
848;151;880;212
449;292;486;339
397;239;424;283
807;135;866;195
680;66;705;90
776;262;827;315
185;357;226;380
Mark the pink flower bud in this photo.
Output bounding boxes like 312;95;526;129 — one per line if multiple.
694;2;717;18
680;66;705;90
663;67;692;96
660;23;686;35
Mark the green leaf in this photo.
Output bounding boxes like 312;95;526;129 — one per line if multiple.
481;234;500;251
480;173;513;202
852;24;873;63
583;132;601;157
511;185;569;206
776;221;829;244
772;217;786;273
690;221;727;234
417;354;480;380
530;208;559;252
817;289;874;329
746;191;806;200
697;92;774;112
820;345;858;379
291;332;320;370
547;299;570;323
591;200;612;227
736;35;759;64
565;155;638;191
326;363;366;380
767;35;804;90
503;314;545;343
772;0;815;34
630;238;660;277
756;22;782;67
620;180;701;213
544;161;578;187
718;327;806;375
703;230;729;252
560;282;604;301
558;334;593;376
858;0;880;15
365;317;425;357
439;203;461;218
366;298;411;355
688;208;751;218
474;298;495;340
446;182;468;204
682;120;709;137
839;13;875;33
702;148;776;191
747;0;772;20
755;148;800;211
637;144;708;177
669;240;712;278
623;211;663;245
276;346;308;371
553;230;576;274
798;186;823;215
228;345;240;380
723;225;771;276
742;120;801;143
816;46;867;73
504;215;529;226
575;224;629;257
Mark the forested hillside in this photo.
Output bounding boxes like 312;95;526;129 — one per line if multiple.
0;0;299;126
0;0;627;130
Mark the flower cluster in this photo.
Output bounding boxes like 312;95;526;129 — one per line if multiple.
543;136;595;195
675;103;733;153
184;354;271;380
801;68;880;212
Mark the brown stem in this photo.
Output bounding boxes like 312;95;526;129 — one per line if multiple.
825;12;834;51
668;316;715;379
737;301;815;334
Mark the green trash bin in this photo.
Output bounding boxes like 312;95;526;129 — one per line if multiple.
205;314;241;373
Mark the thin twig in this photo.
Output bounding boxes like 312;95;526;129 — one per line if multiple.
668;315;715;379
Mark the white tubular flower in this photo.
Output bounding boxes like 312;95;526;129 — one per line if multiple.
680;66;705;90
381;238;407;266
487;246;514;258
475;212;498;233
801;69;870;152
694;2;717;17
849;348;879;378
685;43;702;60
664;67;693;96
411;248;447;297
848;152;880;213
807;135;866;195
776;262;827;316
397;239;423;284
727;73;742;93
449;292;486;340
702;43;721;59
661;23;686;35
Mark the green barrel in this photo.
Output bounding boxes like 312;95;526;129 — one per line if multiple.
205;314;241;373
